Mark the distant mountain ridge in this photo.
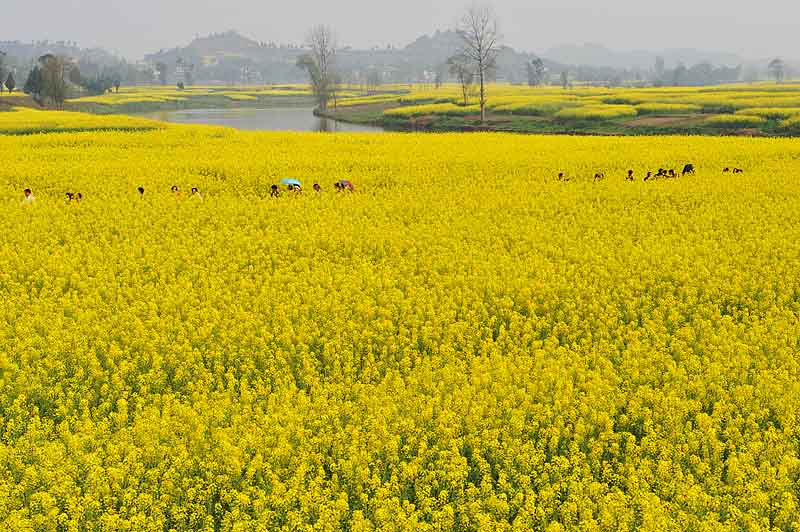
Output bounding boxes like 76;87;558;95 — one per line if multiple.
5;31;790;86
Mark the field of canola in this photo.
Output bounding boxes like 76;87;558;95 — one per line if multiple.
2;116;800;530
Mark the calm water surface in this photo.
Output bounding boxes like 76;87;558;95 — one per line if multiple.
140;107;384;133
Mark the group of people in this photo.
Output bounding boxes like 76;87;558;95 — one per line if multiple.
558;163;712;182
20;188;86;205
140;181;355;200
133;185;203;200
270;180;355;197
21;179;357;205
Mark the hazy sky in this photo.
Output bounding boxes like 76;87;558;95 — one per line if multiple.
5;0;798;59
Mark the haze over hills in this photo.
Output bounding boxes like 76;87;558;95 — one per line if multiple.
2;30;794;86
141;30;782;85
143;30;552;85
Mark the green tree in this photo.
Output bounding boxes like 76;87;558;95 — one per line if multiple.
526;57;546;87
768;58;785;83
654;56;665;81
80;75;113;95
155;62;168;85
68;64;82;86
366;68;382;93
23;66;43;104
0;51;6;94
5;71;16;93
672;63;688;86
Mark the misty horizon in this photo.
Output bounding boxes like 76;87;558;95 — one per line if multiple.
5;0;798;61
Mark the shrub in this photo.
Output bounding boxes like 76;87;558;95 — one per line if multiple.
383;103;480;118
705;114;767;128
554;104;638;121
735;108;800;119
779;115;800;133
636;103;702;115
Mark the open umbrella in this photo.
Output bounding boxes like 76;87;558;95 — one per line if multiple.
280;178;302;188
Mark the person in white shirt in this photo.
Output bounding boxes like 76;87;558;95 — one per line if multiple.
21;188;35;205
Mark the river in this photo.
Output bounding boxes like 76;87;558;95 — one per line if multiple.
139;107;384;133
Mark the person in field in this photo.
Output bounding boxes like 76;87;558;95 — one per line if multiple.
171;185;182;198
21;188;35;205
66;192;75;201
270;184;280;198
75;193;82;203
335;180;354;192
191;187;203;200
137;186;145;199
313;183;321;193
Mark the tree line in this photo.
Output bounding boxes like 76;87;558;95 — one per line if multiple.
17;53;122;107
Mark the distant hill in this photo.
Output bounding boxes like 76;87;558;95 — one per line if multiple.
144;30;548;85
545;43;744;70
0;40;151;86
182;31;264;57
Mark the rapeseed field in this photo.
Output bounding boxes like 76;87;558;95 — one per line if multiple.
2;118;800;530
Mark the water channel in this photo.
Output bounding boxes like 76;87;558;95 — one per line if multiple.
140;107;384;133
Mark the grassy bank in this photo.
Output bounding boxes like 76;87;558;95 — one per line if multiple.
66;86;320;114
68;94;317;115
2;86;319;115
320;82;800;136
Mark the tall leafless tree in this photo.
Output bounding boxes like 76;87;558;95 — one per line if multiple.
448;54;474;106
297;25;337;112
39;54;68;108
456;5;500;122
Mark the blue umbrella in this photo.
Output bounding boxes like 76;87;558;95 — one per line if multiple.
280;178;302;187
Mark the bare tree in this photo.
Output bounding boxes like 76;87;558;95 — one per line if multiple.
448;54;474;106
39;54;68;108
456;5;500;122
155;62;168;85
526;57;546;87
297;25;337;112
